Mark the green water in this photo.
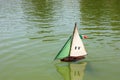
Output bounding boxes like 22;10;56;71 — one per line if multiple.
0;0;120;80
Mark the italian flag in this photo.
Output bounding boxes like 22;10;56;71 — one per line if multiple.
80;35;88;39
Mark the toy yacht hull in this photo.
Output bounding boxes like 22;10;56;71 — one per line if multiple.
60;56;85;62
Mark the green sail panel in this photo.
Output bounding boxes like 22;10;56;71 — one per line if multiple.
54;36;72;59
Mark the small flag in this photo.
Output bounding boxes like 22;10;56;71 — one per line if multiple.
80;35;88;39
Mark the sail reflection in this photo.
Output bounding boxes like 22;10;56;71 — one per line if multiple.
55;62;87;80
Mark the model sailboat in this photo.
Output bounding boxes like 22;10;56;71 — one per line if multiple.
54;23;87;62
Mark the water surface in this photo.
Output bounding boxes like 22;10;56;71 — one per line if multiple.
0;0;120;80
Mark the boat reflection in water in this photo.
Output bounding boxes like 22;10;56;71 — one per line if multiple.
55;62;87;80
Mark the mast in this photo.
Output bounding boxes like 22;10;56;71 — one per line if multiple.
68;22;77;57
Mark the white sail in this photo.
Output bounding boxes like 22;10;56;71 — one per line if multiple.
70;25;87;57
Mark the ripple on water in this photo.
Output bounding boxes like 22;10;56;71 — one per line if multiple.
0;35;45;63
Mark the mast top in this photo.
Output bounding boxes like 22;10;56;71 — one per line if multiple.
75;22;77;27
